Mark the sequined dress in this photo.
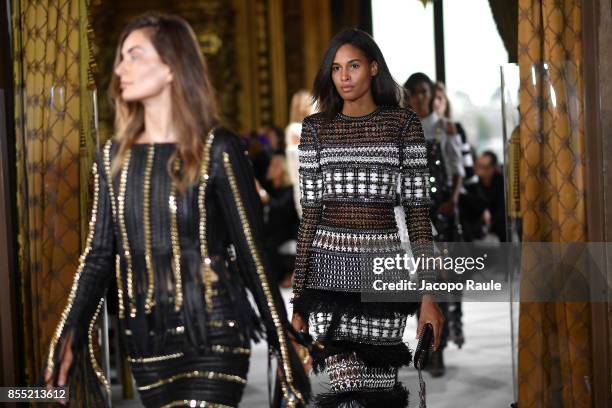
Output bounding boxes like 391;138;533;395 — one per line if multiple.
44;129;310;407
292;107;435;408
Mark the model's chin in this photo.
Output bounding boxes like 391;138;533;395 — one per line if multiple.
340;93;360;103
120;89;137;102
121;90;146;103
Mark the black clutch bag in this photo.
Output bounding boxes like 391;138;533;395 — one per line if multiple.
414;323;434;408
414;323;434;370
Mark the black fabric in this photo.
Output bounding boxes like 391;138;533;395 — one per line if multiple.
132;282;250;407
310;341;413;373
488;0;518;63
293;288;419;323
426;139;450;213
263;185;299;282
43;129;311;406
314;383;409;408
476;171;507;242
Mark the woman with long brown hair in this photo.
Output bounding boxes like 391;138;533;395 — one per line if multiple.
43;13;310;407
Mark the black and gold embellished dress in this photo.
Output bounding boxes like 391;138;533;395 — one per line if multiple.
43;128;311;407
292;107;435;408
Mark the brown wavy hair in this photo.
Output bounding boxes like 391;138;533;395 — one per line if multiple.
109;13;218;194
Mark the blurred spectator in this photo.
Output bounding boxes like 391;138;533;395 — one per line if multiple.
405;72;466;377
432;81;486;243
247;125;285;185
246;130;270;184
432;81;477;186
405;73;465;223
258;125;285;155
256;155;299;287
285;90;316;218
475;151;507;242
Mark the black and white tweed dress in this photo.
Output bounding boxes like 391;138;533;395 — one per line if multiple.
292;106;435;407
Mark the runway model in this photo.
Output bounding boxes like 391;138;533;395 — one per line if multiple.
291;28;444;408
44;13;310;407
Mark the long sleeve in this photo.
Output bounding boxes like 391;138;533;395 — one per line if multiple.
442;127;466;180
213;131;311;406
291;118;323;316
43;152;116;404
400;112;437;299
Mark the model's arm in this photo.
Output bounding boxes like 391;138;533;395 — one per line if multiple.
44;149;116;401
214;130;311;406
290;118;323;319
401;112;446;348
401;113;436;293
440;126;465;214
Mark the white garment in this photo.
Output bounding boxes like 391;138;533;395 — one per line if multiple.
285;122;302;218
420;112;465;184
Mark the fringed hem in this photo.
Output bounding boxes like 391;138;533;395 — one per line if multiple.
311;341;413;373
292;288;420;321
314;383;409;408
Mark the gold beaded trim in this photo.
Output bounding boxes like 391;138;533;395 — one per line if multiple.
114;254;125;319
143;144;156;314
88;298;110;393
198;131;215;313
169;159;183;312
46;161;102;372
168;325;185;335
126;344;250;365
103;141;125;319
161;400;234;408
137;370;247;391
127;352;184;363
117;149;136;317
222;152;304;405
211;345;251;355
207;320;237;328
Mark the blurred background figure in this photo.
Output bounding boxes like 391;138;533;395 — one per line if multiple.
404;72;465;378
256;155;300;288
475;151;507;242
249;126;286;185
405;73;465;241
285;90;316;219
259;125;286;156
432;82;477;187
431;80;485;350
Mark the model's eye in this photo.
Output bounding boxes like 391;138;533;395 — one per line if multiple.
332;66;340;72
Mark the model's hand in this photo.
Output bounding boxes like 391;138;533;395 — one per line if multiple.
482;209;492;226
416;295;445;351
254;180;269;204
291;312;308;334
290;312;312;373
44;334;73;387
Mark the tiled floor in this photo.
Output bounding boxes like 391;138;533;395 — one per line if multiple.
113;289;517;407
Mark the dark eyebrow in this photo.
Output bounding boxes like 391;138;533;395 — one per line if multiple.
332;58;362;65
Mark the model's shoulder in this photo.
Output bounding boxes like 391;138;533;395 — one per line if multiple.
211;126;237;142
380;106;417;122
303;112;328;127
210;126;247;156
